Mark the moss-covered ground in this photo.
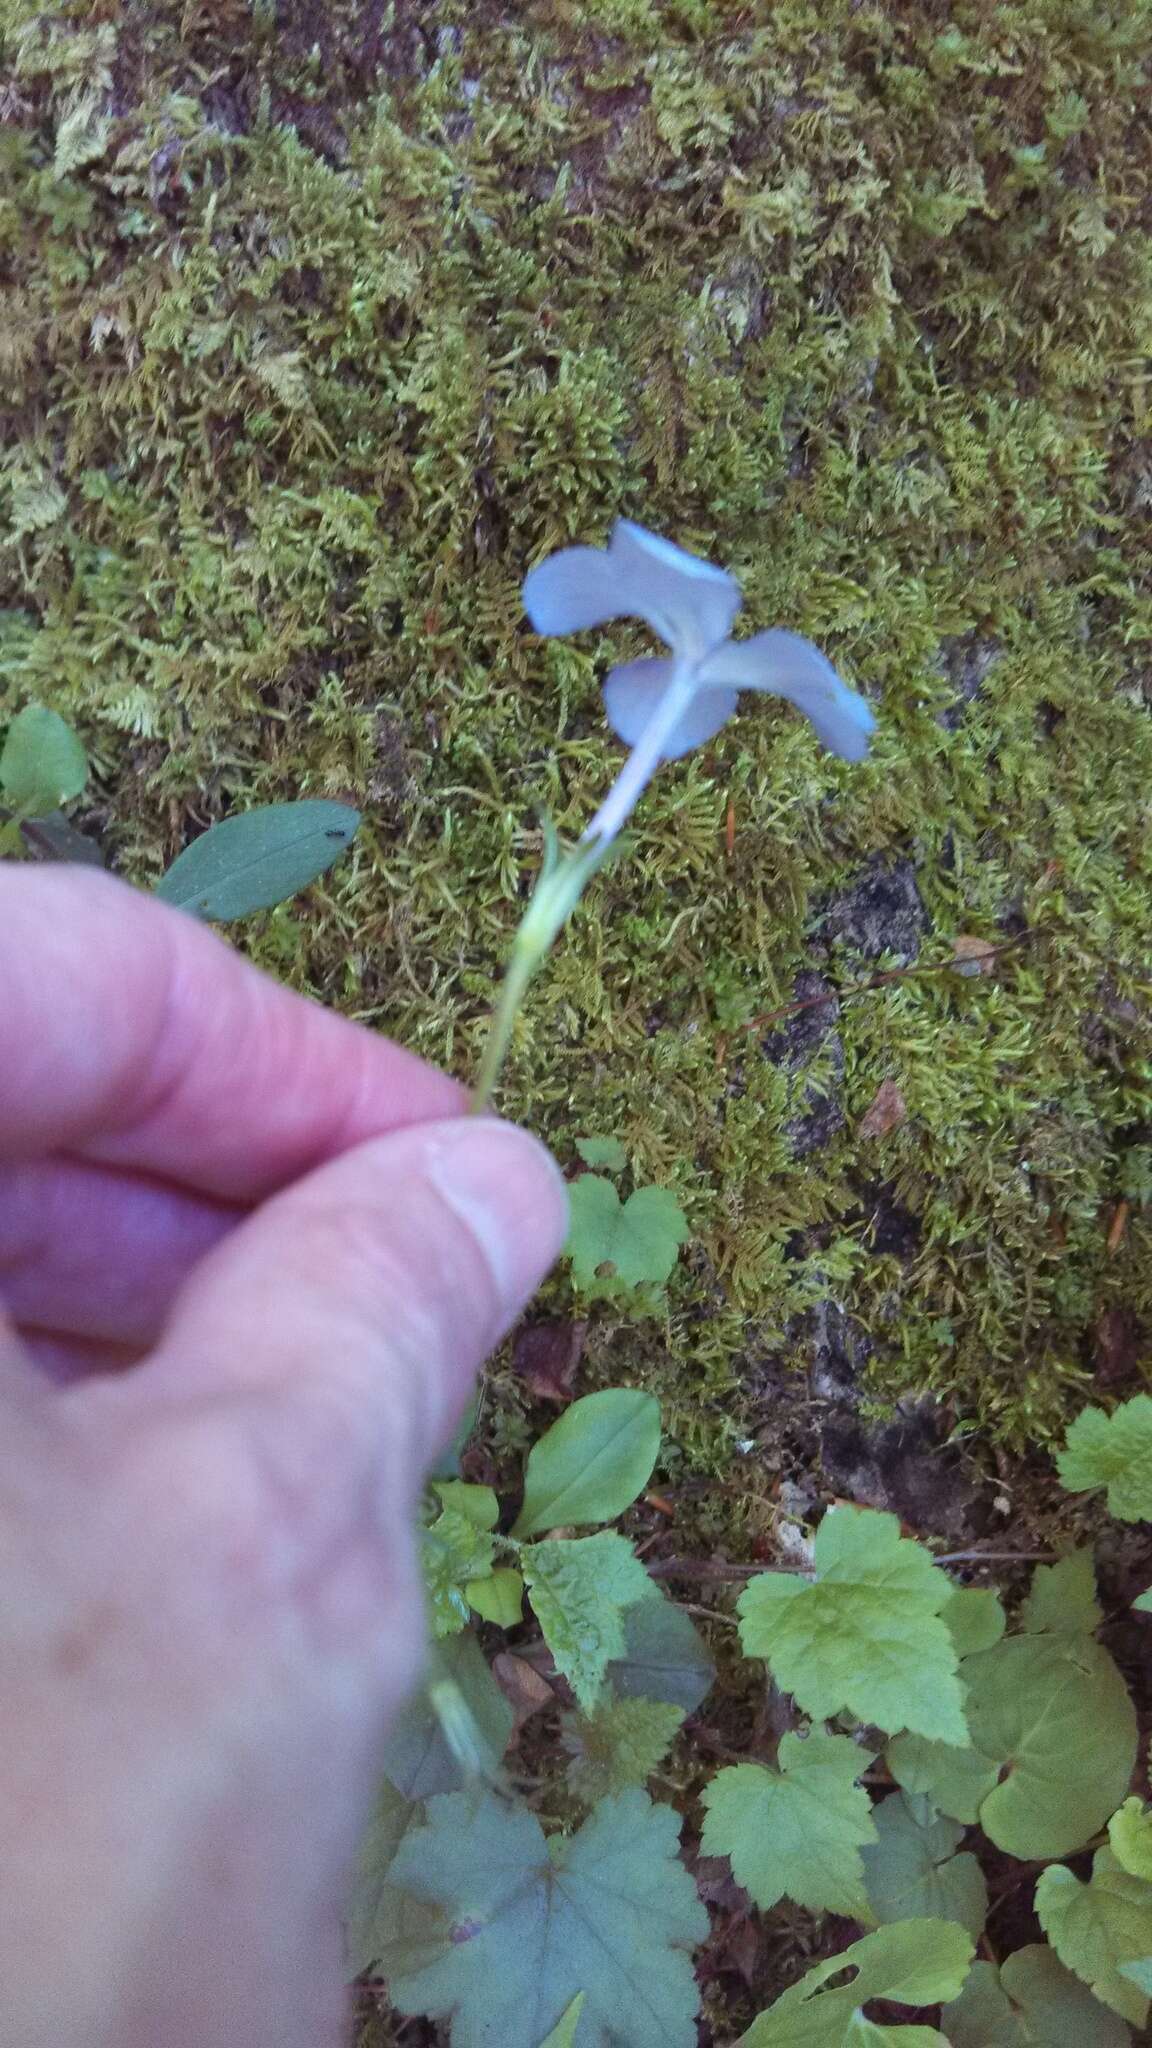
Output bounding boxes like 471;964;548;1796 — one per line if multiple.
6;0;1152;1450
3;3;1152;2020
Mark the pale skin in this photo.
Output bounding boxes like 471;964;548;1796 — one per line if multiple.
0;866;568;2048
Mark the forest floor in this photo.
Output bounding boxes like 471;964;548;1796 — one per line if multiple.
2;0;1151;2034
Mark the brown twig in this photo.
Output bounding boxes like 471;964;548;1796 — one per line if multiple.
934;1548;1057;1565
738;931;1033;1038
647;1558;783;1583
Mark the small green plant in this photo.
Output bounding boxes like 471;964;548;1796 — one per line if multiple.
413;1389;689;1724
0;701;100;863
354;1390;1152;2047
2;698;360;917
564;1172;689;1302
1056;1392;1152;1523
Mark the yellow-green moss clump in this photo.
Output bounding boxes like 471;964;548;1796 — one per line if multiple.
3;0;1151;1451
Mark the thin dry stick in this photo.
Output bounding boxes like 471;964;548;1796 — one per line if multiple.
934;1548;1056;1565
647;1548;1058;1583
737;931;1033;1040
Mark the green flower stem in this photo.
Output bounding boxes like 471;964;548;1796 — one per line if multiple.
469;828;615;1113
469;943;538;1114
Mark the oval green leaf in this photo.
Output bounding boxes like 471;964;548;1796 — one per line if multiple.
155;800;360;921
467;1567;525;1628
0;703;88;814
512;1388;661;1539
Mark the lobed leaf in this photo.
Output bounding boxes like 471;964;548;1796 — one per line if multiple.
737;1506;966;1742
942;1945;1132;2046
1036;1848;1152;2026
382;1787;708;2048
564;1176;688;1296
1056;1395;1152;1521
701;1732;877;1920
963;1632;1137;1858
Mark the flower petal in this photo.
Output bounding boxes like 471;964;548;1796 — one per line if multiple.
523;544;629;635
604;657;738;760
698;629;876;761
608;520;741;659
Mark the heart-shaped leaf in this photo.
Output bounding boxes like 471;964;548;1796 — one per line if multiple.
565;1176;688;1295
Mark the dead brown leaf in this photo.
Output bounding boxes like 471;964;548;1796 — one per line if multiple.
1093;1304;1146;1390
952;934;999;977
858;1077;907;1140
491;1652;555;1738
511;1317;586;1404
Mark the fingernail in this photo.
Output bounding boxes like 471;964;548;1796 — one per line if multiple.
422;1119;569;1325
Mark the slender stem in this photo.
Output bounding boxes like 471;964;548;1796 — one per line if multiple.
470;944;536;1115
469;659;696;1110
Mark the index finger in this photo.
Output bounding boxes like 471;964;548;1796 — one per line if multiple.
0;867;465;1201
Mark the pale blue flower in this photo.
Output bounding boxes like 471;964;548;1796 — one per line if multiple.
524;518;875;847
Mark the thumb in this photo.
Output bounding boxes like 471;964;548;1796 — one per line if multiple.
144;1116;568;1487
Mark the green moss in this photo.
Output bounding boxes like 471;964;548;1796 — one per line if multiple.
2;0;1152;1455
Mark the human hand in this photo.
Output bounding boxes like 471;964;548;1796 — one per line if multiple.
0;866;566;2048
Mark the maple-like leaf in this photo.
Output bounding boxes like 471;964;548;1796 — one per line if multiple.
700;1732;877;1919
381;1787;708;2048
737;1506;966;1742
1056;1395;1152;1521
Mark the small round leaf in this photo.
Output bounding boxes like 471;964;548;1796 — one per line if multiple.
1;704;87;814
